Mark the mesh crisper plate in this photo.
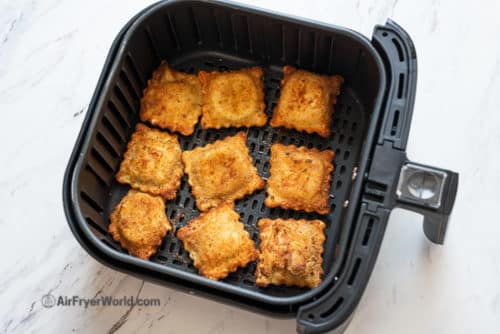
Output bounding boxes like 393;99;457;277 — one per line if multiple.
82;53;366;299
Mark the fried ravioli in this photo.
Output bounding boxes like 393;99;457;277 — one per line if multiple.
182;132;264;211
116;123;183;199
198;67;267;129
140;61;202;136
270;66;343;137
109;190;171;260
177;203;258;280
265;144;335;215
256;218;326;288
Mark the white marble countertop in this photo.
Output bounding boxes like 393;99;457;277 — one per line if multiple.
1;0;499;333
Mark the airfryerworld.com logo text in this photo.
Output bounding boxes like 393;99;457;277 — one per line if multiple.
41;294;161;308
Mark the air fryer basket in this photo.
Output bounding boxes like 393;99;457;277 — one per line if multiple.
63;1;458;333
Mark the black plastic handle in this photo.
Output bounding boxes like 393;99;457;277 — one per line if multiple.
395;161;458;244
370;19;459;243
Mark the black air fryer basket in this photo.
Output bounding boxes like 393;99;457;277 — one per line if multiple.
63;1;458;333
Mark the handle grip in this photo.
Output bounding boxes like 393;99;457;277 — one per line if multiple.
395;161;458;244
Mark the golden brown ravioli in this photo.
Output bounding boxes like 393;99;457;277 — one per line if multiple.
256;218;326;288
177;202;258;280
270;66;343;137
140;61;201;136
198;67;267;129
116;123;183;199
109;190;171;260
182;132;264;211
265;143;335;215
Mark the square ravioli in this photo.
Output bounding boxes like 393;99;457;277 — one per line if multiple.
198;67;267;129
270;66;343;137
116;123;183;199
109;190;172;260
140;61;201;136
182;132;264;211
265;144;335;215
177;203;258;280
256;218;326;288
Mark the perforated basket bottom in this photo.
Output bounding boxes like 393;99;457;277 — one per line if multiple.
102;54;367;298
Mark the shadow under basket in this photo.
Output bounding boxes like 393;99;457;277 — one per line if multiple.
63;1;458;333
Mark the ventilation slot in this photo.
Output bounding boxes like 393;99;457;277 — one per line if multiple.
189;7;202;45
397;73;404;99
391;110;400;136
229;15;238;52
392;38;404;61
80;191;104;214
362;218;374;246
101;238;120;251
126;54;146;87
365;192;384;203
145;27;161;62
108;101;130;130
114;85;136;117
96;132;120;158
365;181;387;203
85;217;107;236
85;164;108;187
320;297;344;319
91;148;114;173
327;37;335;73
120;71;140;101
165;13;181;50
102;116;125;143
347;258;361;285
311;33;319;70
211;9;223;48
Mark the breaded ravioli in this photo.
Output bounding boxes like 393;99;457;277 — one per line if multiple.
116;124;183;199
270;66;343;137
182;132;264;211
265;144;335;215
140;61;202;136
109;190;171;260
198;67;267;129
177;203;258;280
256;218;326;288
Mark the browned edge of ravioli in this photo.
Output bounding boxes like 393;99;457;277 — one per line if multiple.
270;65;343;137
109;190;171;260
255;218;326;288
198;66;267;129
264;143;335;215
140;61;202;136
177;202;258;280
116;123;184;200
181;132;265;211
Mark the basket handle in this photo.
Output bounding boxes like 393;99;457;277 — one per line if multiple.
395;161;458;244
368;19;459;243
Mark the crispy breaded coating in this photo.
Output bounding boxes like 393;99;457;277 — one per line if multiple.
177;203;258;280
256;218;326;288
109;190;171;260
270;66;343;137
265;144;335;215
116;124;183;199
182;132;264;211
198;67;267;129
140;61;202;136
